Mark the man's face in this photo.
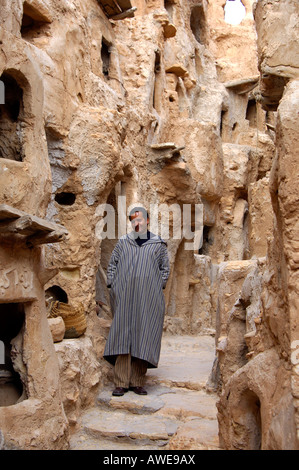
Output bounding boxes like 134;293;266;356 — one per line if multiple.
130;211;148;235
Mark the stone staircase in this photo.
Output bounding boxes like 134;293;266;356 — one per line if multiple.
69;335;220;451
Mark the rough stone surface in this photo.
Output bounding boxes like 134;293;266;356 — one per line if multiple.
70;335;220;451
0;0;298;451
215;0;299;450
48;317;65;343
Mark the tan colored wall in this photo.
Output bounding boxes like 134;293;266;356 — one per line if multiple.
216;0;299;450
1;0;298;450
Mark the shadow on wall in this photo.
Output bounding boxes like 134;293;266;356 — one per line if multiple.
0;72;25;161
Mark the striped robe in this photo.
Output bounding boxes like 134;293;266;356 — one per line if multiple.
103;231;170;368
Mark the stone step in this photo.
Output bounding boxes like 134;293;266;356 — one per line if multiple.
97;384;218;421
70;385;219;450
75;407;179;448
146;335;217;391
97;385;167;415
70;434;162;451
69;335;220;451
70;403;219;451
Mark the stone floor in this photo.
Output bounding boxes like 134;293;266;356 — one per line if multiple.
69;335;220;451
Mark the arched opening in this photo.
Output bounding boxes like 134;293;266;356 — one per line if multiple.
101;38;111;78
95;182;123;314
166;238;195;334
55;192;76;206
175;80;188;113
45;285;68;304
21;0;51;42
190;4;207;45
237;389;262;449
153;49;163;114
0;303;26;407
220;109;228;139
246;99;257;128
242;203;250;260
0;72;25;161
199;225;214;255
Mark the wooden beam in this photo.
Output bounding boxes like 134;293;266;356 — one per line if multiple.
0;204;25;220
0;215;35;235
111;0;122;14
117;0;132;10
111;6;137;20
0;204;68;245
225;76;259;95
97;0;135;19
26;230;67;247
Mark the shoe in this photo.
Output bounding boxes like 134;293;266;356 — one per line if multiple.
130;386;147;395
112;387;128;396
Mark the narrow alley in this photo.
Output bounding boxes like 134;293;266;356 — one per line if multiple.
70;335;219;450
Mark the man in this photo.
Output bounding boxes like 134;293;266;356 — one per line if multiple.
103;207;170;396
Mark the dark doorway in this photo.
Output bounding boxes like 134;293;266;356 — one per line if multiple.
0;303;26;406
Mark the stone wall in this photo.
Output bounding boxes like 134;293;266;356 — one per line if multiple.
0;0;298;450
216;0;299;450
0;0;70;448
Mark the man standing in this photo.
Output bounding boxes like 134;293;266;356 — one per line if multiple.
103;207;170;396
